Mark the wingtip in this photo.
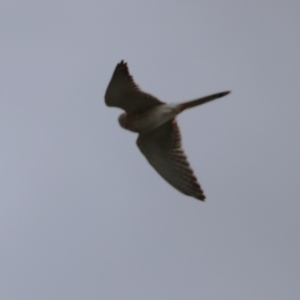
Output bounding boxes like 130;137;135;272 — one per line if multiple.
114;60;130;75
196;195;206;201
193;188;206;201
118;59;127;66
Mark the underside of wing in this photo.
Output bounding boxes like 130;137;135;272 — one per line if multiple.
136;120;205;201
104;60;163;113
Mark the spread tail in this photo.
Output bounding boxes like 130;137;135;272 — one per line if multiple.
180;91;231;111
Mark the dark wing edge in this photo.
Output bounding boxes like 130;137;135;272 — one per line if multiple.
136;120;205;201
104;60;162;113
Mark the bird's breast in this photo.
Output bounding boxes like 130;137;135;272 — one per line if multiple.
124;104;181;133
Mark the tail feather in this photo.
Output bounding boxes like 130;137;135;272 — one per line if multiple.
181;91;231;111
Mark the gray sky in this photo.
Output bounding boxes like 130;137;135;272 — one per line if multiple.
1;1;300;299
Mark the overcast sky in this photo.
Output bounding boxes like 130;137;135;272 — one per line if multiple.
1;1;300;299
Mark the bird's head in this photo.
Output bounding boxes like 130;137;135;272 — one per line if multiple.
118;113;127;129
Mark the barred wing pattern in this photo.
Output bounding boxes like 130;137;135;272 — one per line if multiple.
105;60;162;113
137;120;205;201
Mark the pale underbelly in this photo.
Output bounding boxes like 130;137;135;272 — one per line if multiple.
129;104;181;133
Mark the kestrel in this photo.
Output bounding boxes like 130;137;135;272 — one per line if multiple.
105;60;230;201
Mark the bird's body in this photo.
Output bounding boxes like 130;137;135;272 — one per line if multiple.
105;60;230;201
118;103;181;133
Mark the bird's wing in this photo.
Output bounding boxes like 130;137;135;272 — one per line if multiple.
136;120;205;201
105;60;163;113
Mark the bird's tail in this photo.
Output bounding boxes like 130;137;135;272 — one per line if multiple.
180;91;231;111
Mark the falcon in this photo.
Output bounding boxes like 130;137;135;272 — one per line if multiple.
104;60;230;201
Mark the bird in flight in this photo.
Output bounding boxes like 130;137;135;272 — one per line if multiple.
104;60;230;201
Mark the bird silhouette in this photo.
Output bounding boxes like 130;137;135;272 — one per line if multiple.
105;60;230;201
